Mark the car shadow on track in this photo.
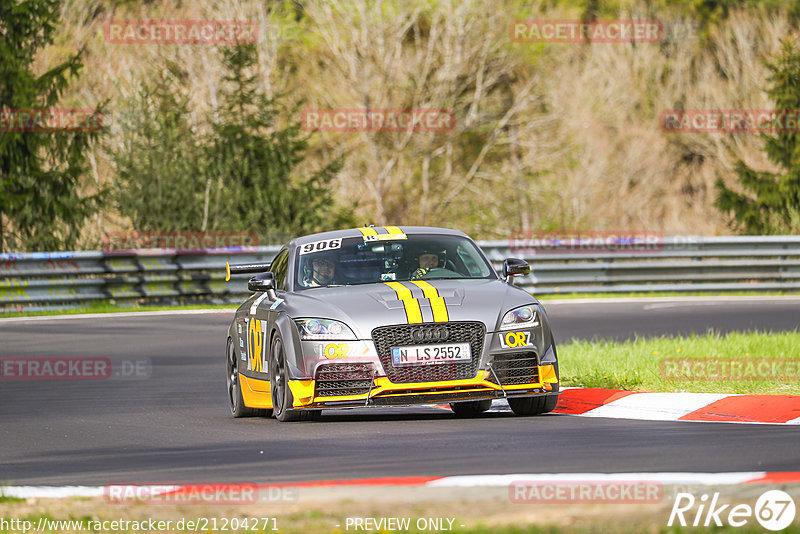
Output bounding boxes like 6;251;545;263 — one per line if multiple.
283;407;564;423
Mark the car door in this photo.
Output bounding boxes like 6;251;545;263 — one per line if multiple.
238;247;289;384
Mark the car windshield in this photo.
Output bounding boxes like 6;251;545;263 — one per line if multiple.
294;234;496;289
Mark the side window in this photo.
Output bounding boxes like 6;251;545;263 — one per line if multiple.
270;249;289;291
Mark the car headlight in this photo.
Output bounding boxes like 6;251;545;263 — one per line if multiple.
294;318;357;340
500;305;539;330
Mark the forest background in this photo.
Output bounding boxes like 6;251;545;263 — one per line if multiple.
2;0;799;251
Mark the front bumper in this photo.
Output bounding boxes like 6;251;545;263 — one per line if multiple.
286;364;559;409
240;322;559;411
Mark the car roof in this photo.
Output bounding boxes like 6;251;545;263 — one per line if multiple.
288;226;469;248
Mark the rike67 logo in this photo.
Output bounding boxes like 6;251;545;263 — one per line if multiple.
668;490;796;531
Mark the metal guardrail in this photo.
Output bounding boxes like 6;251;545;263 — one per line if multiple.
484;235;800;295
0;248;280;312
1;236;799;312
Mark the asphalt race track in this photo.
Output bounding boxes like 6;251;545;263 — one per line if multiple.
1;297;799;486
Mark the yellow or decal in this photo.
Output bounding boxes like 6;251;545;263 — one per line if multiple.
248;319;264;372
323;343;349;359
384;281;423;324
383;225;404;235
377;234;406;241
501;331;532;348
308;368;553;404
410;280;449;322
370;232;407;241
357;226;379;239
357;226;407;241
225;262;231;282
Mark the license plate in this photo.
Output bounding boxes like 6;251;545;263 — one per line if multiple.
391;343;471;366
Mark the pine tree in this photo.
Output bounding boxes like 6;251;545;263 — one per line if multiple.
715;38;800;234
112;44;349;242
0;0;103;251
112;70;206;232
205;44;347;237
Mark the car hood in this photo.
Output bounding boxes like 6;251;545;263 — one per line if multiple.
280;278;536;338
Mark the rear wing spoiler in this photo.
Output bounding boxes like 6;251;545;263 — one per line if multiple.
224;262;271;282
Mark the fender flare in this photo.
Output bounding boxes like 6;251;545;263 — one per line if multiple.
271;313;306;380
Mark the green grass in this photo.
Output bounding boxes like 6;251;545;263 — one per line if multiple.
559;330;800;394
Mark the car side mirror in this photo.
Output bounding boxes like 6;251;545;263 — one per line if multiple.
248;272;277;299
503;258;530;283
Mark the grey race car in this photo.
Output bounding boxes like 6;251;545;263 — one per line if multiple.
225;225;559;421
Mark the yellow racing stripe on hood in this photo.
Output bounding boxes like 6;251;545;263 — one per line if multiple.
384;281;423;324
410;280;449;322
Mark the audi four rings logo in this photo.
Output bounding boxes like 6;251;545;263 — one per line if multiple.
410;326;450;342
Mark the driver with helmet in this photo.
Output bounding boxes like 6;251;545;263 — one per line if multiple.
303;252;337;287
410;248;444;280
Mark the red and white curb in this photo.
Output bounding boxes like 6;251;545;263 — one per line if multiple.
542;388;800;424
3;472;800;499
439;388;800;424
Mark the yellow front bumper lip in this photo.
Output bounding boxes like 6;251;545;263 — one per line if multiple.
289;366;559;407
242;365;559;409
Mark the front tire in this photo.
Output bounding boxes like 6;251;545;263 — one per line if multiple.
450;399;492;417
269;333;320;422
508;395;558;416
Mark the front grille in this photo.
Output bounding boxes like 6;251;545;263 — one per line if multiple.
315;362;374;397
371;322;485;383
488;351;539;385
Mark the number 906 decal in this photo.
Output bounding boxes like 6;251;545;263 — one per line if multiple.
299;238;342;255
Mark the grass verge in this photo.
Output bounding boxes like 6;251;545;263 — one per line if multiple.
2;498;799;534
559;330;800;394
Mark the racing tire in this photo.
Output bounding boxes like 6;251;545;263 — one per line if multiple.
508;395;558;416
227;338;270;418
450;399;492;417
269;333;321;422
